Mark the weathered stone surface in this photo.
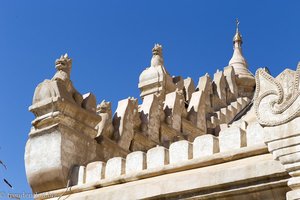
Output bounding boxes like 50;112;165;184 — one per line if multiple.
25;124;100;193
193;135;219;158
219;127;246;152
139;94;160;143
197;74;213;113
181;118;204;142
82;93;97;112
86;161;106;183
169;140;193;164
160;123;183;147
224;66;238;104
105;157;125;179
163;91;183;132
212;70;227;110
129;131;157;152
146;146;169;169
187;91;207;133
125;151;146;174
183;77;195;103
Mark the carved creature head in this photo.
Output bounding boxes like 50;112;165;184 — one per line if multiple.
152;44;163;56
97;100;112;114
55;53;72;72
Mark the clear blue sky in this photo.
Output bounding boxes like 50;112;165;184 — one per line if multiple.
0;0;299;198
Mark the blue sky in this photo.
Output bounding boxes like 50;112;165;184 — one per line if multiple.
0;0;299;198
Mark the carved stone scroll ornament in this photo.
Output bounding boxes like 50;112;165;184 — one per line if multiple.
254;64;300;126
254;63;300;200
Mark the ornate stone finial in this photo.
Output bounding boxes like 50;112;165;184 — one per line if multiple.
236;19;240;32
139;44;176;101
151;43;164;67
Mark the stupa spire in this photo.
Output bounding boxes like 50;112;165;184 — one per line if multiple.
228;19;255;98
229;19;247;69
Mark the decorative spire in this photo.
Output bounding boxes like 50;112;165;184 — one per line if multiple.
229;19;247;70
228;19;255;97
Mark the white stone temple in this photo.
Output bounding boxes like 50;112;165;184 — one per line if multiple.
25;21;300;199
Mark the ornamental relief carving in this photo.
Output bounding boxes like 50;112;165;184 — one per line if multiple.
254;63;300;126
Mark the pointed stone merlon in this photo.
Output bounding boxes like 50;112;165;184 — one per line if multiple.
183;77;195;103
219;127;246;152
126;151;146;174
163;91;183;132
147;146;169;169
139;94;160;143
86;161;106;183
172;76;184;92
187;91;207;134
197;74;213;113
224;66;238;104
82;93;97;112
113;98;139;150
169;140;193;164
212;70;227;110
193;135;219;158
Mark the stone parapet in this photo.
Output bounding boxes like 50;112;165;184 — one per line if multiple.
65;125;269;190
38;144;287;200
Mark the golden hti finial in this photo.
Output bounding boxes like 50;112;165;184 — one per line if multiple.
236;18;240;33
233;18;242;43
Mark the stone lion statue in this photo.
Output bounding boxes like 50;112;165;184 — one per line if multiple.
32;54;83;106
